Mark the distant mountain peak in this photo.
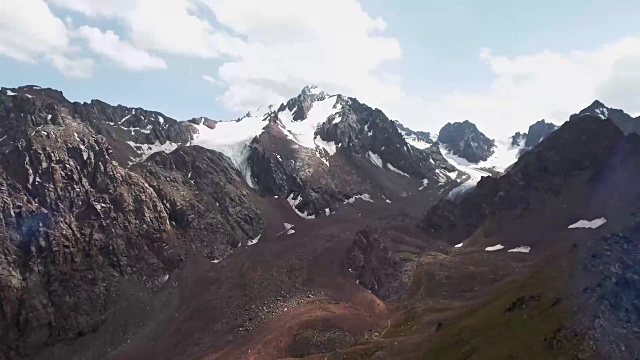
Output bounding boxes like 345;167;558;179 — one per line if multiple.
573;100;640;135
438;120;495;163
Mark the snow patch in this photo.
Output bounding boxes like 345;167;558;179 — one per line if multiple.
454;243;463;248
508;246;531;253
325;208;331;216
278;96;341;150
476;137;525;172
595;108;609;119
404;135;432;150
247;233;262;246
120;114;132;123
191;116;266;188
441;145;493;198
287;193;316;219
287;229;296;235
485;244;505;252
127;140;180;162
419;179;429;191
5;89;16;96
568;217;607;229
387;163;409;177
367;151;383;168
284;223;294;230
315;136;338;156
344;193;373;204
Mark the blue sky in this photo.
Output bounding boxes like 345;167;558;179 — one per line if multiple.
2;0;639;137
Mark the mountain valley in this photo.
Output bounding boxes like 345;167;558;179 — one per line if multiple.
0;84;639;360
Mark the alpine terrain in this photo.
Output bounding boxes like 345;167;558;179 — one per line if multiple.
1;84;639;360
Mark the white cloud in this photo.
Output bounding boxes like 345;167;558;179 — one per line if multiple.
48;0;131;18
50;0;403;111
202;74;217;85
198;0;402;111
394;36;640;138
50;0;221;58
77;25;167;70
8;1;640;139
127;0;221;58
0;0;69;62
49;54;94;78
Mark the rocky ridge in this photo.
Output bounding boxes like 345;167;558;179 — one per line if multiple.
0;86;263;358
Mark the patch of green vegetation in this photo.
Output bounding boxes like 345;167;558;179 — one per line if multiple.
396;251;419;261
420;269;587;360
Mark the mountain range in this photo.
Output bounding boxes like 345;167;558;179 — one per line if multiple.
0;84;639;359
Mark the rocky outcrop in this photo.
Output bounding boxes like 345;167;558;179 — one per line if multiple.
510;132;526;147
438;120;495;163
523;120;558;150
577;221;640;359
1;86;196;166
345;228;403;301
135;146;264;259
572;100;640;135
0;87;263;358
394;120;433;145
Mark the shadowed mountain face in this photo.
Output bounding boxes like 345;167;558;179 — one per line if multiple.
572;99;640;135
423;115;627;243
438;120;495;163
523;120;559;150
419;115;640;359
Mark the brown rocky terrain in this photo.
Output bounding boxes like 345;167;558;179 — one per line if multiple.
1;84;640;360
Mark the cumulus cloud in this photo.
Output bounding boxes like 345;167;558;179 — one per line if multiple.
50;0;403;112
77;25;167;70
7;0;640;138
199;0;402;111
399;36;640;138
0;0;69;62
49;54;94;78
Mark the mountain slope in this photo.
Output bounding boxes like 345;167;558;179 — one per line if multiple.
572;99;640;135
0;86;264;358
189;86;458;218
422;115;629;244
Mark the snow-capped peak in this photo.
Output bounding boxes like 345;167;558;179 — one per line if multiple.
302;84;324;96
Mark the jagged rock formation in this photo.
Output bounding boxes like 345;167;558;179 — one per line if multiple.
345;227;402;301
578;221;640;360
438;120;495;163
523;120;558;150
572;99;640;135
393;120;433;148
0;87;263;358
510;132;526;147
242;87;457;217
422;115;627;243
